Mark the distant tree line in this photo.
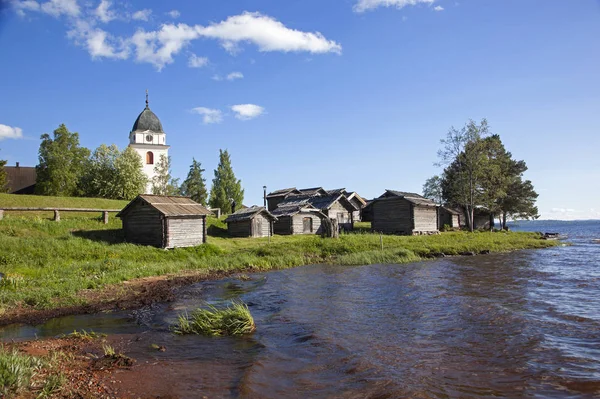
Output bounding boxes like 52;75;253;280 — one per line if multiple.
0;149;8;193
423;119;538;231
33;124;244;210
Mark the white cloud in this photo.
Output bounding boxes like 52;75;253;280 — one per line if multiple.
433;5;444;11
197;12;342;54
94;0;115;23
0;124;24;140
188;53;208;68
354;0;435;13
132;8;152;21
167;10;180;19
10;8;341;69
543;207;600;221
191;107;223;124
67;19;128;59
226;71;244;81
231;104;265;120
41;0;80;17
12;0;80;18
212;75;223;81
131;23;199;70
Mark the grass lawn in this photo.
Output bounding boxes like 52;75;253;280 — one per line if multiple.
0;194;559;316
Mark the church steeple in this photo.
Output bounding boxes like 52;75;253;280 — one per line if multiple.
145;89;149;109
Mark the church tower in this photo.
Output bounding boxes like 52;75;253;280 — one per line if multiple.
128;91;170;194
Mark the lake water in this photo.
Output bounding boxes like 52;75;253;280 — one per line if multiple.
2;220;600;398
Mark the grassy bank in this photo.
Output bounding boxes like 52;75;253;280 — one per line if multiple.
0;212;559;317
0;193;559;319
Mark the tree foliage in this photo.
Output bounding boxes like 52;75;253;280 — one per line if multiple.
35;124;90;196
180;158;208;205
436;120;539;230
80;145;147;200
152;154;180;196
422;175;443;204
209;149;244;213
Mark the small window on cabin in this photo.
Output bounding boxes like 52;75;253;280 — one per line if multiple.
146;151;154;165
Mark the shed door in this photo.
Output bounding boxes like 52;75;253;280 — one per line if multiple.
303;217;313;233
254;218;263;237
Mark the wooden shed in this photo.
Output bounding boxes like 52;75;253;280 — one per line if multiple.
439;206;461;230
224;206;277;237
272;205;326;235
117;195;212;248
346;191;367;222
371;190;439;235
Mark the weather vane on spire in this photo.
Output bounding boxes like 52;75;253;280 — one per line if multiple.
145;89;149;108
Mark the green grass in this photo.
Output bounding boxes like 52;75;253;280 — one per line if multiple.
174;301;255;336
0;194;559;315
0;346;45;397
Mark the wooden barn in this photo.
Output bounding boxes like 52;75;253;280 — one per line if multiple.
271;205;326;235
224;206;277;237
117;195;212;248
346;191;367;222
439;206;461;230
370;190;438;235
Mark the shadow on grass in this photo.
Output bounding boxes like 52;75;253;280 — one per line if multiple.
71;229;126;244
207;225;230;238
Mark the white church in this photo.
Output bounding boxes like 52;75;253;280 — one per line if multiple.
128;92;169;194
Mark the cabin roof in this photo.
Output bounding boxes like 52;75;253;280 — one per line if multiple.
224;206;277;223
346;191;367;206
278;192;358;212
271;204;322;217
117;195;212;218
441;206;461;215
375;190;437;207
4;165;36;194
266;187;300;198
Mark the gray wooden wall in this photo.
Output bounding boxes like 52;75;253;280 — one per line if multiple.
166;217;205;248
122;206;164;247
371;198;412;234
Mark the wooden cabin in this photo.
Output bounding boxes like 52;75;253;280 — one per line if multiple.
271;205;326;235
224;206;277;237
346;192;367;222
439;206;461;230
371;190;438;235
4;163;36;194
266;188;301;211
117;195;212;248
275;190;358;232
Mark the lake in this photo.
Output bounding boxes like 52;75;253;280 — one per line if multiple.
2;220;599;398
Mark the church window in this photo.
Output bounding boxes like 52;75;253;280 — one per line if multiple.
146;151;154;165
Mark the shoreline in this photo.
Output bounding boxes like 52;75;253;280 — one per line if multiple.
0;242;559;329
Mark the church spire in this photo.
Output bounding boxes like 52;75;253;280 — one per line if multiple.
145;89;149;109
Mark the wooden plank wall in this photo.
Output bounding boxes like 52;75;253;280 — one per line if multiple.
274;216;293;235
371;198;412;234
228;220;252;237
326;201;353;231
166;217;205;248
291;213;323;235
413;206;438;232
253;214;271;237
122;206;163;247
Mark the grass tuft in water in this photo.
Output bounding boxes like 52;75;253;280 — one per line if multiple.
174;300;255;336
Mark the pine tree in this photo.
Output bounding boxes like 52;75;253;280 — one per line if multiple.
152;154;180;195
209;149;244;213
180;158;208;205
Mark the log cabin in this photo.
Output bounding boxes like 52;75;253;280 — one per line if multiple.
271;204;326;235
370;190;439;235
438;206;461;230
224;206;277;237
117;195;212;248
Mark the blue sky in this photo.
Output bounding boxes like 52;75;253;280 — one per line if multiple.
0;0;599;220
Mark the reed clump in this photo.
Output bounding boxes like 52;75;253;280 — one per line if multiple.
174;301;256;336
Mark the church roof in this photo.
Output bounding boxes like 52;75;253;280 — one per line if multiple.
132;106;164;133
